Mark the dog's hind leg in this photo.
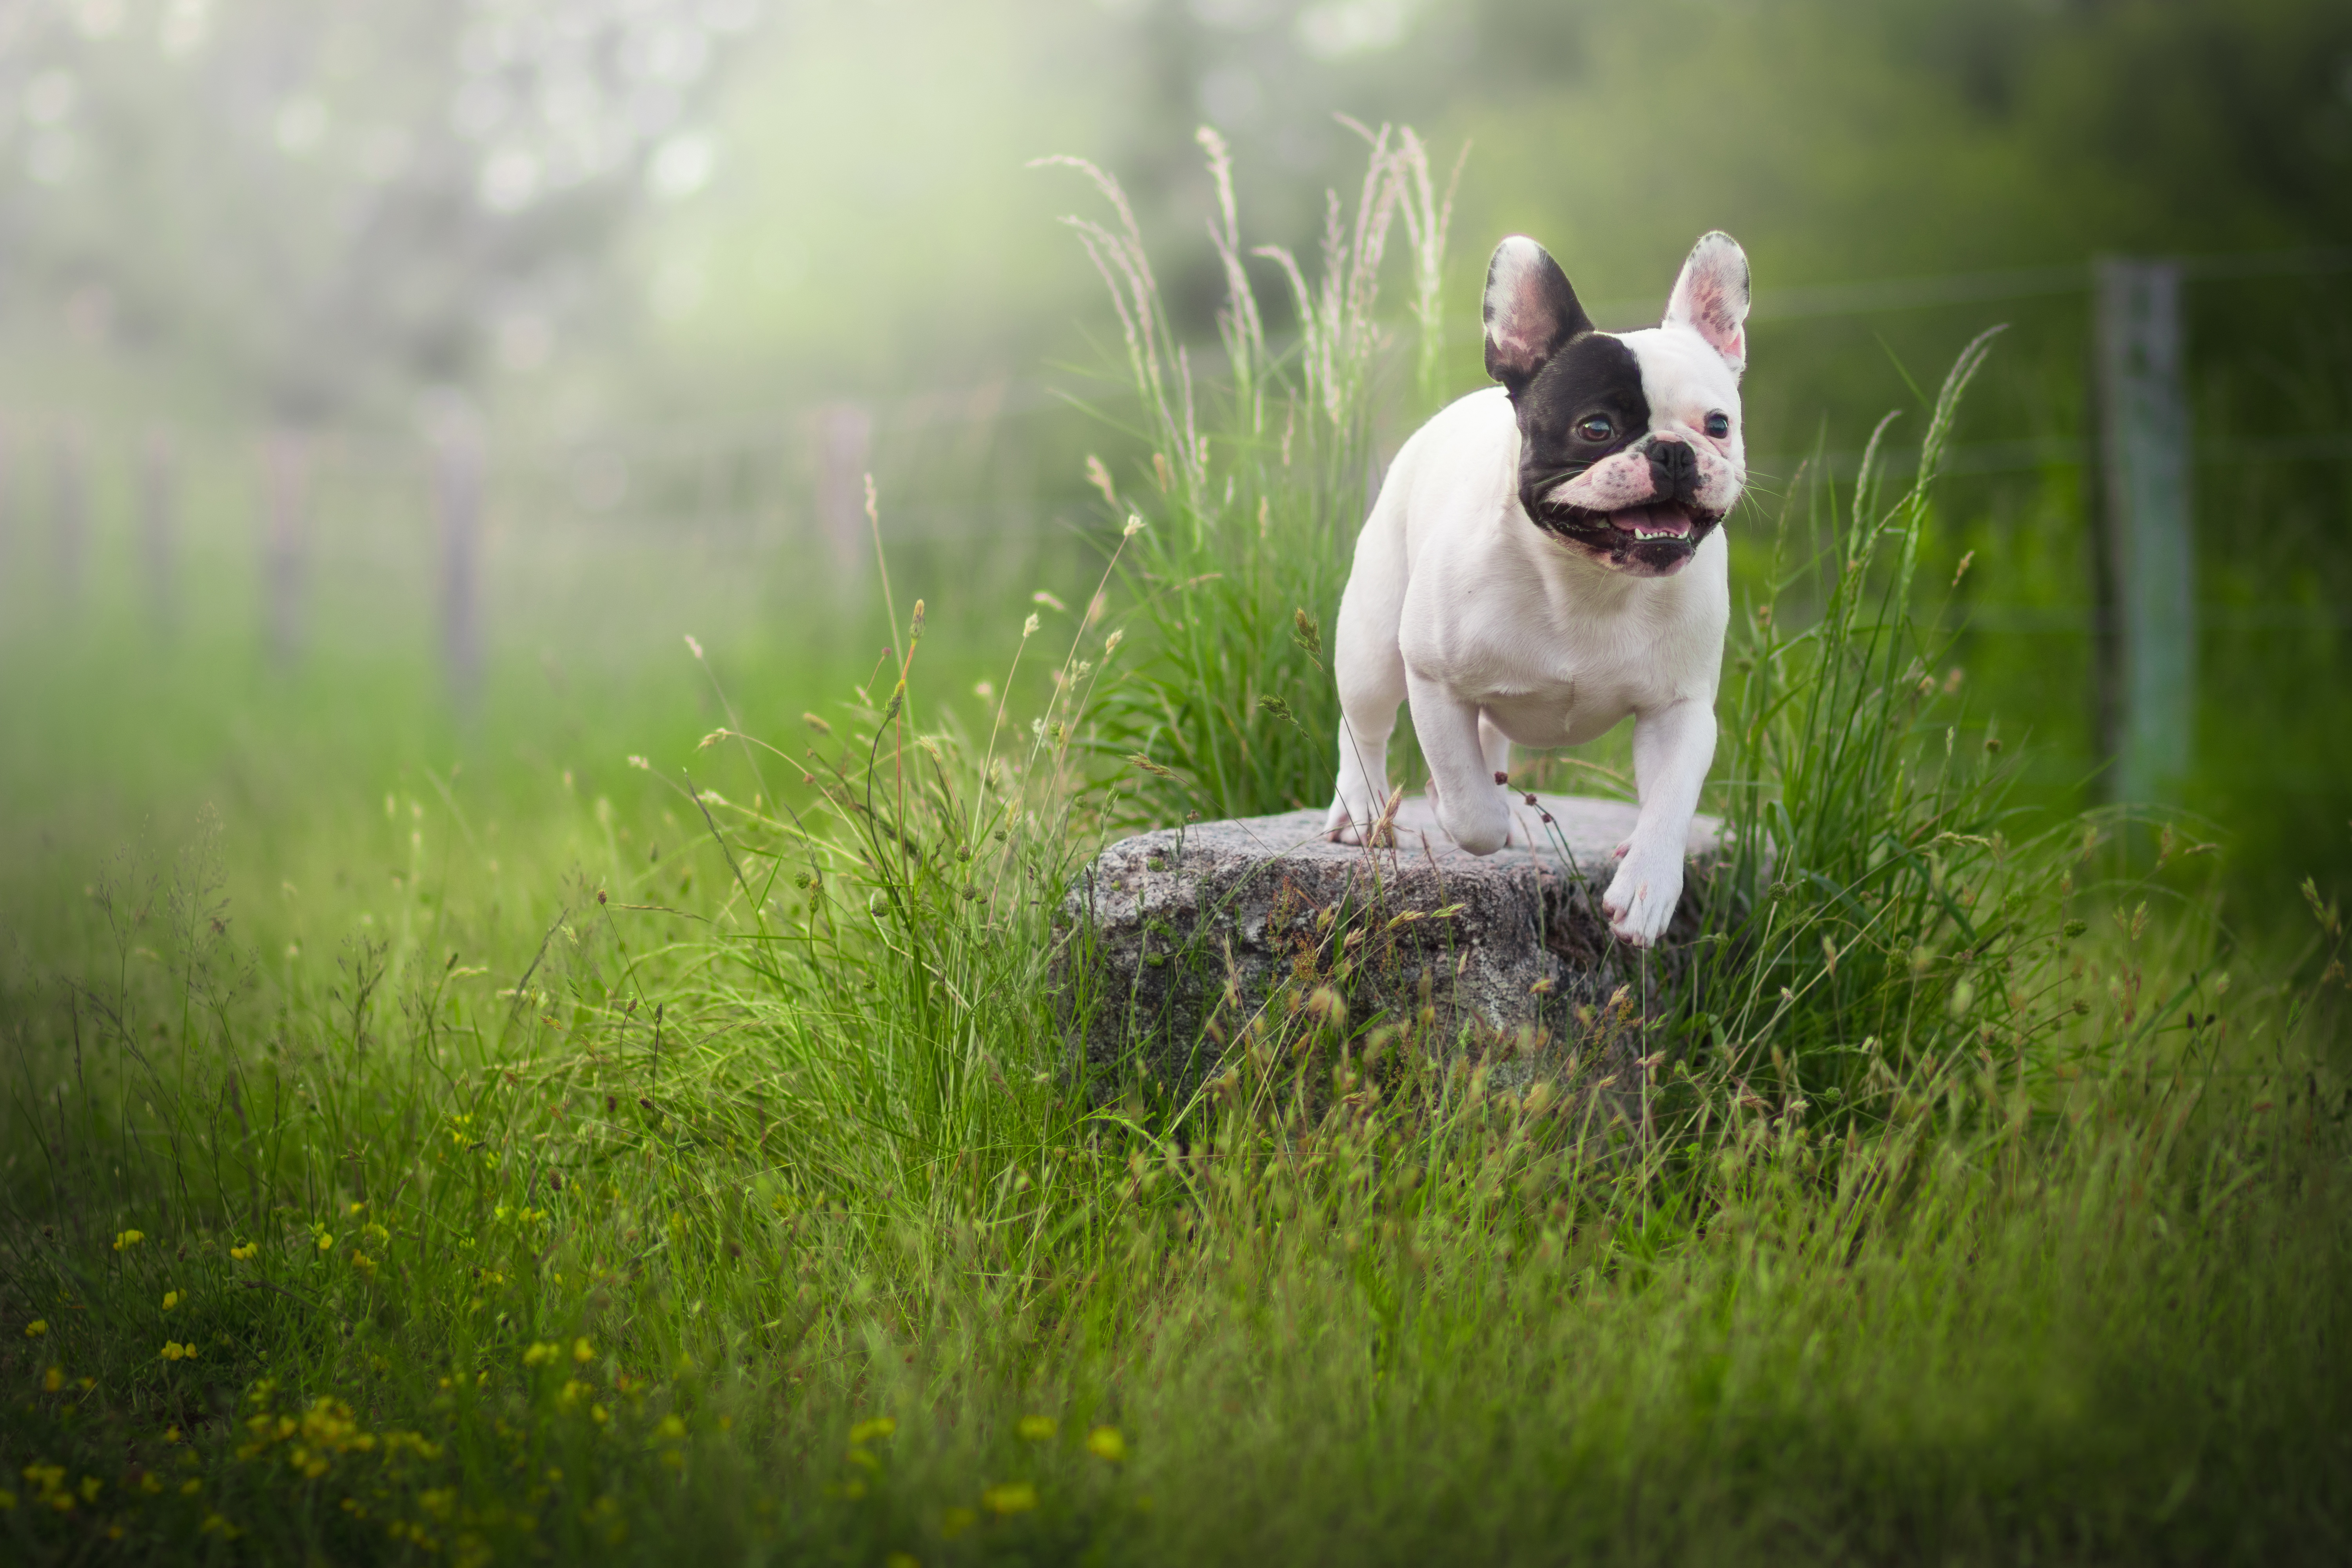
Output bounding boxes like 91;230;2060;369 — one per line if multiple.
1324;604;1406;842
1324;556;1410;844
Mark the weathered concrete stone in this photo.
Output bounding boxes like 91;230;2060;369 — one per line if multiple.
1054;793;1719;1095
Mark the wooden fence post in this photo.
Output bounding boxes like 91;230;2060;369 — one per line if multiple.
53;422;86;602
816;402;873;577
432;415;484;709
140;427;177;638
2093;258;2195;804
262;429;309;664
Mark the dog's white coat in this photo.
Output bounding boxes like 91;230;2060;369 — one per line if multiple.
1323;238;1749;946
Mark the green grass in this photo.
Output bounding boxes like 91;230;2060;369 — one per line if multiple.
4;138;2350;1565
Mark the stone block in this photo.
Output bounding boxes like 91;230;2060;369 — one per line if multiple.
1054;793;1719;1095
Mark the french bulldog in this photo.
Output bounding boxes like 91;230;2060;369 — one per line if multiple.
1322;231;1751;946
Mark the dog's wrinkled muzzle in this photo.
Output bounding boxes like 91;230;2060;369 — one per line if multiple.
1523;435;1736;576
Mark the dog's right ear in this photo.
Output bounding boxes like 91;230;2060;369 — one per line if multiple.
1483;236;1592;397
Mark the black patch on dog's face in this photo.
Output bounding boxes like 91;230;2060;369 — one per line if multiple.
1510;332;1721;575
1517;333;1648;483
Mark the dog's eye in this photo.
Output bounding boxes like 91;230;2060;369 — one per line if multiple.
1575;415;1614;441
1705;412;1731;439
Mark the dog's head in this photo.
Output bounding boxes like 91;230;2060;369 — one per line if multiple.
1484;232;1750;577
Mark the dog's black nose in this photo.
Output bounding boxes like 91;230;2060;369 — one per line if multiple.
1648;437;1699;503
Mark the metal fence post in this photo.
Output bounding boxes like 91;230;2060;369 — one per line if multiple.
0;421;13;588
2093;258;2194;803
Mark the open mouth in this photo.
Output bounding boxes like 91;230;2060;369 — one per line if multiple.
1525;494;1722;575
1607;504;1695;543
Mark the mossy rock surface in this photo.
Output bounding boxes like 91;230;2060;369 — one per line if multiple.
1054;793;1720;1097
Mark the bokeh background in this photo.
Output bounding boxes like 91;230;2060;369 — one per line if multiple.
4;0;2350;926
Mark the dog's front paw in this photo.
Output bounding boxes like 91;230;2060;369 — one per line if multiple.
1601;850;1685;947
1323;786;1394;846
1438;796;1512;856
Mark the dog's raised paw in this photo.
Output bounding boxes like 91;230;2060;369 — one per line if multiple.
1602;854;1683;947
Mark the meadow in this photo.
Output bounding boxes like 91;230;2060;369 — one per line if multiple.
2;136;2348;1566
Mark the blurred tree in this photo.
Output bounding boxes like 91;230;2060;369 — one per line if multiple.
0;0;762;422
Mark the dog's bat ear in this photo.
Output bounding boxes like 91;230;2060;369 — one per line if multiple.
1664;230;1751;376
1483;236;1591;396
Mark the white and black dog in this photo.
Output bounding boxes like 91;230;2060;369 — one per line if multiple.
1323;231;1751;947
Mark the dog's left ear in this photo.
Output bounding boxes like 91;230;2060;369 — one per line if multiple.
1664;231;1751;376
1484;236;1592;397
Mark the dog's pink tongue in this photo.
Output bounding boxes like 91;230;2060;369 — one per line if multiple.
1610;505;1694;537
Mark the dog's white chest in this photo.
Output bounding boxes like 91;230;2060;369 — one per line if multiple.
1403;541;1724;746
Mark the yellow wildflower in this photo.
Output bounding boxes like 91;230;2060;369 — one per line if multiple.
1017;1415;1056;1442
163;1291;183;1311
315;1232;335;1253
349;1201;367;1216
23;1321;44;1338
229;1243;257;1261
981;1481;1038;1516
43;1367;63;1391
1086;1426;1127;1463
572;1336;593;1363
161;1341;198;1361
657;1415;687;1440
114;1230;145;1251
523;1342;560;1368
849;1417;897;1444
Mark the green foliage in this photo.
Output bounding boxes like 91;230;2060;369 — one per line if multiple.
1673;331;2043;1091
1050;124;1459;820
4;124;2351;1566
1;716;2346;1560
